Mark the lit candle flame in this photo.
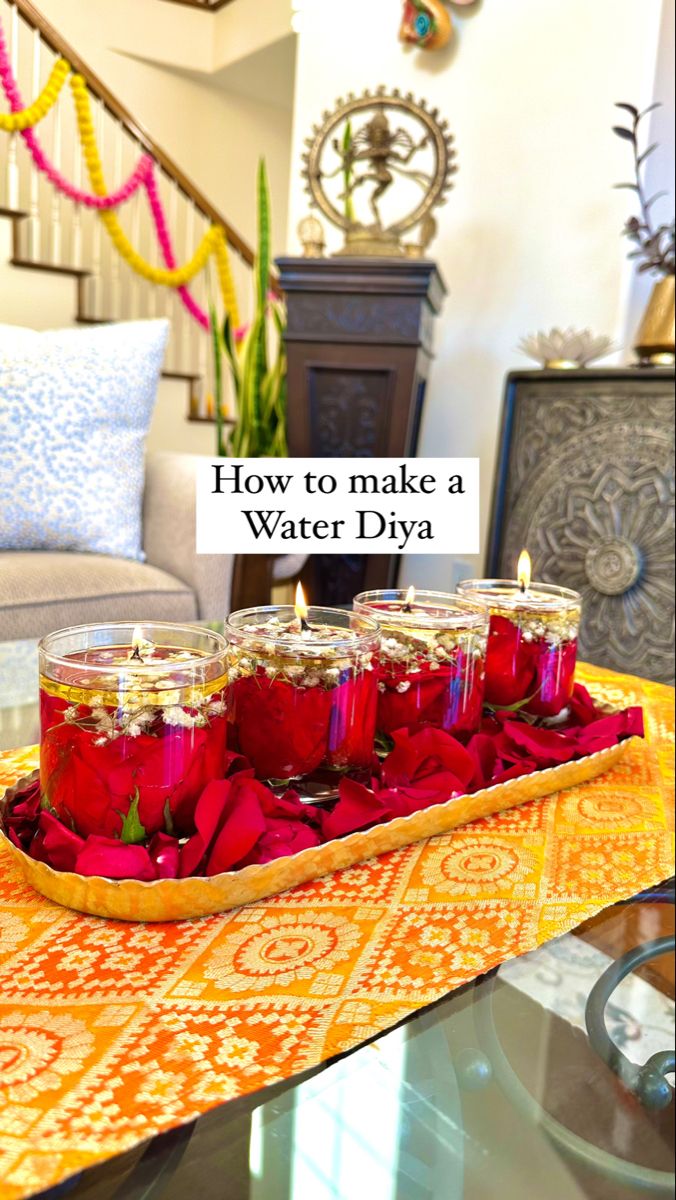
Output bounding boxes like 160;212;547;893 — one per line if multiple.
404;585;416;612
295;582;311;631
518;549;532;593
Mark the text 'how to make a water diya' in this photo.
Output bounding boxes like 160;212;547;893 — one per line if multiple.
458;552;582;717
353;587;489;738
39;623;228;842
226;585;380;794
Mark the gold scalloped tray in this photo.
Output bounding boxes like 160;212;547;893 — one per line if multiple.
0;736;638;922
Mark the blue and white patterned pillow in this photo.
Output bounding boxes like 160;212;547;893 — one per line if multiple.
0;319;168;561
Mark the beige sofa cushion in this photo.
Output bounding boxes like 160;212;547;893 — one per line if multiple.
0;552;197;641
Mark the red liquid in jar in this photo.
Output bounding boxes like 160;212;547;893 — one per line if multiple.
39;648;227;839
484;614;578;716
229;666;377;781
376;648;485;736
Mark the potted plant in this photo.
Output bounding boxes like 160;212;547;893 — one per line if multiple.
211;159;288;457
613;102;675;364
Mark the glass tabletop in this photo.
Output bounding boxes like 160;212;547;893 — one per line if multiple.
25;887;672;1200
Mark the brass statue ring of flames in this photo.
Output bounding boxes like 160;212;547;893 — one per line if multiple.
302;88;457;257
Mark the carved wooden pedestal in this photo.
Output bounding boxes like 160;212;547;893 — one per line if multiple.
487;368;675;684
277;256;446;604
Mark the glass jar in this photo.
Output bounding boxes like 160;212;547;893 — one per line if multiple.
457;580;581;717
226;606;379;787
39;622;228;840
353;590;489;738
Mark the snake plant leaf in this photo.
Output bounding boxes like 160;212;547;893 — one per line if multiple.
215;157;287;459
209;304;226;457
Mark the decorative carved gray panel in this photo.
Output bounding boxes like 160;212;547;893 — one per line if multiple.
487;371;675;684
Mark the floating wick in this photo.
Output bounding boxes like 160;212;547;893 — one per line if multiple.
295;582;312;633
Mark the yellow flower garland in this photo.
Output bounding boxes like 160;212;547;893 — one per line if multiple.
70;74;239;322
0;58;70;132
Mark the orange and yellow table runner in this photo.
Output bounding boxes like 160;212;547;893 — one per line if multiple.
0;663;674;1200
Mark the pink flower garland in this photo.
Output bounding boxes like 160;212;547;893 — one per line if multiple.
0;24;152;209
145;165;209;329
0;19;210;329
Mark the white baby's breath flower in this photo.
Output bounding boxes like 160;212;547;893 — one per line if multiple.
163;707;196;728
396;681;411;694
64;706;80;723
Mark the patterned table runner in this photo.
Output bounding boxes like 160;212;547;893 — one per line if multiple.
0;663;673;1200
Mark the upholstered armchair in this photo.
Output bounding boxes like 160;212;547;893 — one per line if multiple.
0;452;304;641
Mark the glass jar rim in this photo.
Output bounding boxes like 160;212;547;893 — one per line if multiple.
39;621;227;676
227;605;380;651
457;579;582;613
353;589;489;631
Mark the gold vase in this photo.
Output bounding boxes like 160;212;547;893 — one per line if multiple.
634;275;676;366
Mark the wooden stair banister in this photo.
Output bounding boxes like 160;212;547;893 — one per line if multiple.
159;0;235;10
7;0;254;269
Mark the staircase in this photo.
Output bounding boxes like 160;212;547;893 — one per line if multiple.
0;0;256;429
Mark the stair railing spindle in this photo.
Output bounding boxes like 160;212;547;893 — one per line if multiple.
25;27;41;257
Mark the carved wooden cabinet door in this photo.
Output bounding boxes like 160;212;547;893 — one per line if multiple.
487;370;675;684
278;257;446;603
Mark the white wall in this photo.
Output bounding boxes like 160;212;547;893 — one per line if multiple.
34;0;293;258
287;0;669;589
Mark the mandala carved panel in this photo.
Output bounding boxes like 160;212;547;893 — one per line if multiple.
490;374;675;684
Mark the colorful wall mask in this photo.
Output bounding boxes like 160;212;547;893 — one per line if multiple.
400;0;477;52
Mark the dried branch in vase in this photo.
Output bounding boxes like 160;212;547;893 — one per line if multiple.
613;102;675;278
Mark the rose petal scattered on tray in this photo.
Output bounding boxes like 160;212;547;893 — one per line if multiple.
2;685;645;881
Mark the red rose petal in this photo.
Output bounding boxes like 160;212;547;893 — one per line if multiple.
38;811;85;872
321;777;394;841
148;833;180;879
241;818;321;866
75;838;156;881
381;726;475;790
502;721;578;766
466;733;499;789
205;779;267;876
